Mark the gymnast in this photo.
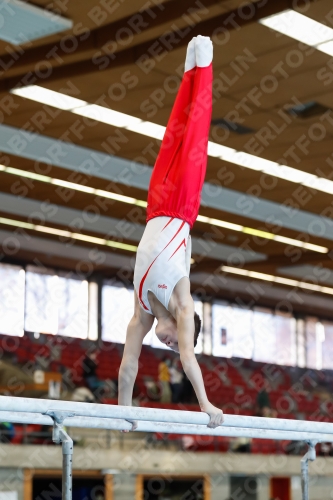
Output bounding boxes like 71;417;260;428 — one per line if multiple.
118;36;224;429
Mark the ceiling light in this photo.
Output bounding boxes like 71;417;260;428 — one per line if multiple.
197;215;243;232
73;104;142;128
94;189;141;205
317;40;333;56
0;0;73;45
248;270;275;282
0;217;34;231
259;10;333;46
262;164;317;184
225;151;275;171
242;227;274;240
34;225;71;238
126;121;165;139
260;10;333;56
273;235;326;253
274;276;299;286
309;178;333;195
11;86;87;110
0;163;328;253
0;216;137;253
207;142;235;158
0;164;145;207
70;232;109;245
6;166;52;183
221;266;333;296
52;179;95;194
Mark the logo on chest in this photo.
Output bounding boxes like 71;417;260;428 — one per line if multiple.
158;284;168;289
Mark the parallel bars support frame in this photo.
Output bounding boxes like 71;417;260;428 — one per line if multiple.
0;396;329;500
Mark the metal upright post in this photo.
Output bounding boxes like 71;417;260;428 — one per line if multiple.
47;410;75;500
60;428;73;500
301;441;316;500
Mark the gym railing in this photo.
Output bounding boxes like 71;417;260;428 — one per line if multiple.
1;396;332;500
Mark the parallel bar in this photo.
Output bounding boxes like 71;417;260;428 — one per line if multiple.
0;411;333;443
70;418;333;443
1;396;333;436
0;411;53;425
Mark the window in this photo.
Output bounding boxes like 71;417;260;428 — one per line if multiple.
322;322;333;370
212;303;253;358
212;302;232;357
275;312;297;366
0;263;25;337
57;277;89;338
88;281;98;341
230;306;253;359
25;266;88;338
253;308;296;366
102;282;134;343
296;319;306;368
253;308;276;363
305;317;321;369
212;303;296;365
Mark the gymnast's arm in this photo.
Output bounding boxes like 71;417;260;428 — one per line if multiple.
171;279;224;429
118;293;154;407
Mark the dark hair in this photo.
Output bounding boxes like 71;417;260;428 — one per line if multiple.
194;312;201;347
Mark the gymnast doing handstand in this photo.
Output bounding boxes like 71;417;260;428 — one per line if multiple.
118;36;224;429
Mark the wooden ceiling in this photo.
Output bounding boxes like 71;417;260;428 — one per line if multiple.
1;0;333;312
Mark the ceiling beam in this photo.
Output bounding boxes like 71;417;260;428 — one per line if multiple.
0;0;226;83
244;250;333;271
0;0;311;91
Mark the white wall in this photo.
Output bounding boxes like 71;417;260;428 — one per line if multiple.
1;444;333;500
0;469;24;500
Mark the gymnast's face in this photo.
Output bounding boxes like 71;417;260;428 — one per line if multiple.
155;317;179;352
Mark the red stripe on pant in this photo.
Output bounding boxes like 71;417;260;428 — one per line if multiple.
146;64;213;228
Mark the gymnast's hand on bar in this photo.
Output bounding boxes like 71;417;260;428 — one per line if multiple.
121;420;138;433
202;402;224;428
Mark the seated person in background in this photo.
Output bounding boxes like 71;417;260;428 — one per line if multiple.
71;386;96;403
82;351;117;402
256;386;277;418
169;358;184;404
82;350;106;398
256;386;270;417
180;370;196;404
0;422;14;443
230;437;252;453
158;357;172;403
82;351;101;391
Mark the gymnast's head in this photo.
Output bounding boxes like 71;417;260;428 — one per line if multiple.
155;312;202;352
